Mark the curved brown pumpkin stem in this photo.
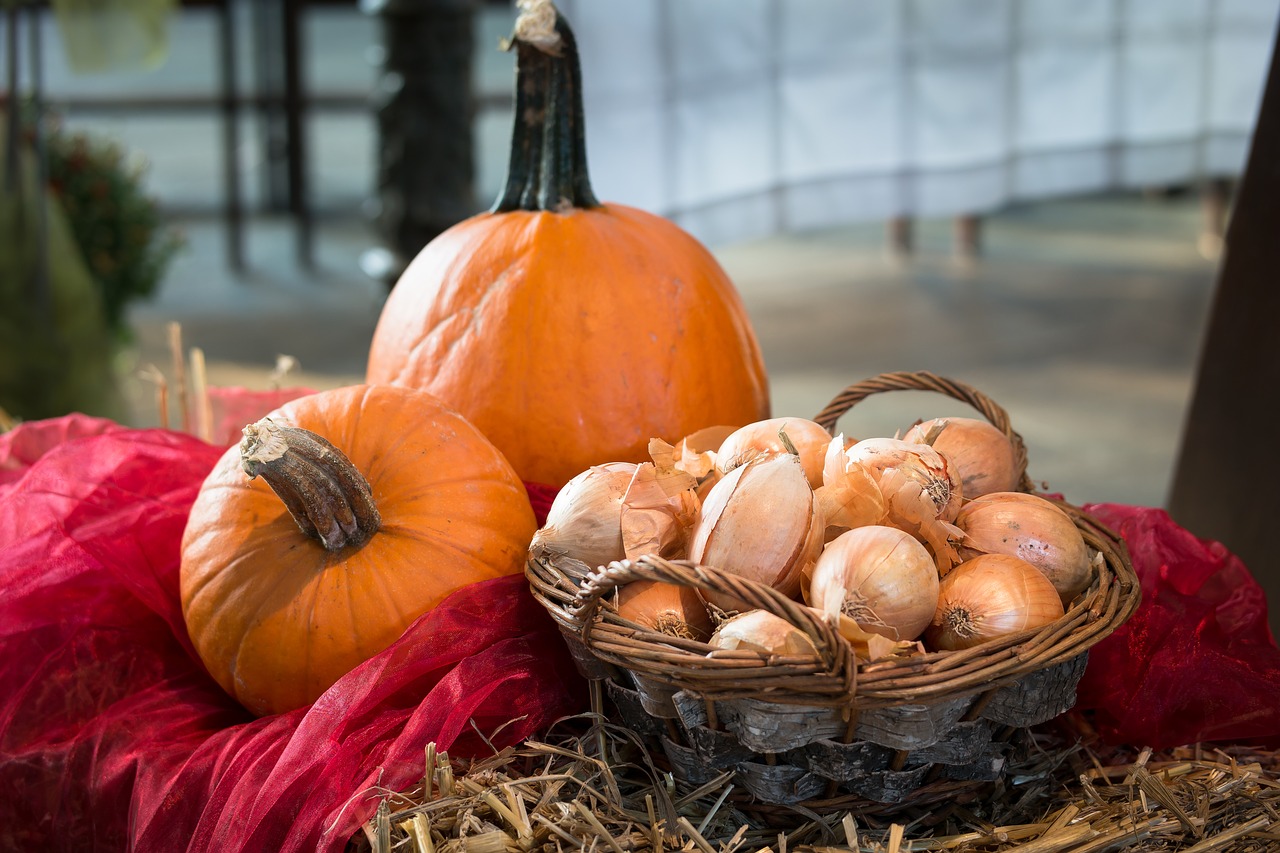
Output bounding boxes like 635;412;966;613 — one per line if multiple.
239;419;381;551
492;0;598;213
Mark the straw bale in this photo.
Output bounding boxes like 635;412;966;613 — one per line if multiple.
348;716;1280;853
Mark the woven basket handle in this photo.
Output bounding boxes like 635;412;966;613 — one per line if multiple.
811;370;1035;493
573;555;857;697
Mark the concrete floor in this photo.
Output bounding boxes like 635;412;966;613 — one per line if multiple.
121;190;1219;511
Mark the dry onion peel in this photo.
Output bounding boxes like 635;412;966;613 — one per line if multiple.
831;615;923;663
815;433;887;536
619;461;699;560
648;424;736;482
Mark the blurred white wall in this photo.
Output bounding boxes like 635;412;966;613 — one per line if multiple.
560;0;1279;245
22;0;1280;249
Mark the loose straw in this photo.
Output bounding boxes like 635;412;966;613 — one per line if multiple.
139;364;170;430
167;322;190;433
189;347;212;443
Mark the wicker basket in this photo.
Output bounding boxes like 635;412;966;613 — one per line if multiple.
526;371;1141;809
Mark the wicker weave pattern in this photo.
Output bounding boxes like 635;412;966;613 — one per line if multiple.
813;370;1034;493
525;371;1142;806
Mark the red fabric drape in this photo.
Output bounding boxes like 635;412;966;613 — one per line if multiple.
0;416;584;852
5;412;1280;850
1073;503;1280;749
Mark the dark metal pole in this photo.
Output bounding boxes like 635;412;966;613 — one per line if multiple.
253;0;289;211
362;0;478;285
217;0;245;271
25;0;50;322
282;0;311;268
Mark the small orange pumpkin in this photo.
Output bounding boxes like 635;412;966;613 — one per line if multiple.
179;384;537;716
365;1;770;487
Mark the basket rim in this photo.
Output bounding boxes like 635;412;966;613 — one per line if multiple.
812;369;1036;493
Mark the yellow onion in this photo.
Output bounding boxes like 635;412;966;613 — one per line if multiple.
903;417;1019;498
618;580;713;642
955;491;1092;604
926;554;1065;651
715;416;833;489
689;453;824;611
844;437;963;523
708;609;820;657
528;462;638;569
807;526;939;642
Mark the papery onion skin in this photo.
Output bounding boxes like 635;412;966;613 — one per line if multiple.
709;608;820;657
680;424;739;458
716;417;833;489
808;525;939;641
903;417;1019;499
926;554;1065;651
690;454;824;612
529;462;638;568
844;437;964;523
618;580;713;642
955;491;1092;604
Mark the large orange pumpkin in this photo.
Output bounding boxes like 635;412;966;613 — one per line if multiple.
365;2;770;487
179;384;537;716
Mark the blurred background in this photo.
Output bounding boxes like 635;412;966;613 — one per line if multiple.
1;2;1276;523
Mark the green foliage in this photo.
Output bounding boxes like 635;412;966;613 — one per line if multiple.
42;116;184;339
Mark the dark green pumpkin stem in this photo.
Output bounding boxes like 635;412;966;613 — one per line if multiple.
492;0;598;213
239;419;381;551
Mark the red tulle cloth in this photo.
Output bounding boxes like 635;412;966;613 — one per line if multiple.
0;416;585;852
206;385;317;447
1074;503;1280;749
4;414;1280;851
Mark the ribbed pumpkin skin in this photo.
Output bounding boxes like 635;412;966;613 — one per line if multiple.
179;384;537;716
366;204;771;487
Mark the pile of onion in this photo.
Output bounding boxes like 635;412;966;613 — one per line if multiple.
529;410;1096;664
